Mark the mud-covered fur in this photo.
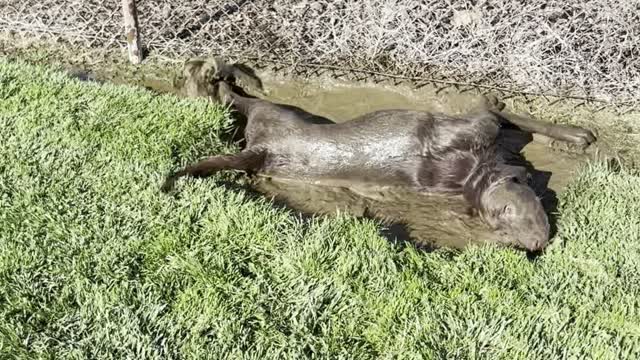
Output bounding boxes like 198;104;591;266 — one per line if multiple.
164;61;596;251
173;57;263;100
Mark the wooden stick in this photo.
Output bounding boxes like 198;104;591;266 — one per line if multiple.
122;0;143;64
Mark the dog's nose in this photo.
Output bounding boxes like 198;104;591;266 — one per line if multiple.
529;237;549;251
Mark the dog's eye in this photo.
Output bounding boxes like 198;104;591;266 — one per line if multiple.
511;176;520;184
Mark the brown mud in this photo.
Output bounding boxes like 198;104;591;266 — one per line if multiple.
64;65;597;249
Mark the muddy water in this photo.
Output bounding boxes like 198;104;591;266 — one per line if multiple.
66;67;590;249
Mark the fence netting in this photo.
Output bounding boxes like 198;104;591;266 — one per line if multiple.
1;0;639;106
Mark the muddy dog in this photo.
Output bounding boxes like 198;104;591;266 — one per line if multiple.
162;58;596;251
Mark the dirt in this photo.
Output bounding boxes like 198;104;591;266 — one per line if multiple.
63;64;596;249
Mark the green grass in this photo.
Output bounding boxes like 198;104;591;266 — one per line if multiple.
1;59;640;359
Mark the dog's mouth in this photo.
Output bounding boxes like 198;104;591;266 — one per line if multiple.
516;233;549;252
493;227;548;252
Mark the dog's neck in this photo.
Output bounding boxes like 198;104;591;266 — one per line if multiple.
462;153;513;212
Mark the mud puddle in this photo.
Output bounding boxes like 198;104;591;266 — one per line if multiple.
66;66;591;249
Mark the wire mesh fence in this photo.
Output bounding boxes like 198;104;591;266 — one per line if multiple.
1;0;639;107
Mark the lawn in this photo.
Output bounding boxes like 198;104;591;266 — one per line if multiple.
1;59;640;359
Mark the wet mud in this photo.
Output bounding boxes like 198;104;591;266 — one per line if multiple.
65;66;593;249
